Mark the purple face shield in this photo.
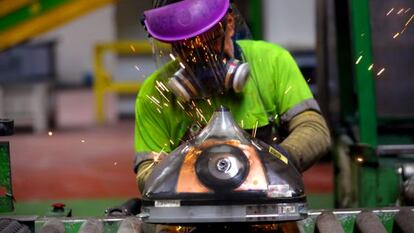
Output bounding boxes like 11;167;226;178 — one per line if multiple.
143;0;230;42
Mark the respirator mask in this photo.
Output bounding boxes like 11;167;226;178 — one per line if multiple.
168;25;250;101
143;0;251;102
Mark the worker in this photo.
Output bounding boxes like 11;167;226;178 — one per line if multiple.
134;0;331;194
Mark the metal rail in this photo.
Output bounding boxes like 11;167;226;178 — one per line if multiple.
93;41;152;124
2;207;414;233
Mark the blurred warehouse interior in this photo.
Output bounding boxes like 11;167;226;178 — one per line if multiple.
0;0;317;130
1;0;414;218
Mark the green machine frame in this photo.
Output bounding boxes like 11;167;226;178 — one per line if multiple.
333;0;414;208
0;142;14;212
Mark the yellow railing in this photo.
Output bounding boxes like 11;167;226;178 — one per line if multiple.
93;40;153;124
0;0;115;51
0;0;31;18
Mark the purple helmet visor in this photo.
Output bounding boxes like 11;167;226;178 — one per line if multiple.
143;0;229;42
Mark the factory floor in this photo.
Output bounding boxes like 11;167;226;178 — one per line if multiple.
1;89;334;217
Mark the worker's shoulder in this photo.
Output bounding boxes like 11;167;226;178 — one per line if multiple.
237;40;290;58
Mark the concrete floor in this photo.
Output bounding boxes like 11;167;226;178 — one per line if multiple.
2;89;333;203
7;120;139;201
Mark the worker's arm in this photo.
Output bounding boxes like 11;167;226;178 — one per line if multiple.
264;48;331;171
280;110;331;172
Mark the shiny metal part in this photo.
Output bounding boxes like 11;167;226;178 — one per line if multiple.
142;106;305;224
142;203;307;224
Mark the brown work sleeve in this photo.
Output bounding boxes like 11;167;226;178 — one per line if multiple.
136;159;155;194
280;110;331;172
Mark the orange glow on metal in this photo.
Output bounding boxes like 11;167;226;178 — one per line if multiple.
176;140;268;193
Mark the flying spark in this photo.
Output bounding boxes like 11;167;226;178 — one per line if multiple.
356;157;364;163
377;68;385;76
137;160;156;178
386;8;394;16
114;162;118;166
81;139;86;143
273;137;278;141
169;53;176;61
186;110;194;118
179;62;185;69
284;86;292;95
355;55;363;64
156;80;170;92
397;8;405;15
252;121;259;138
156;80;166;91
405;8;411;14
153;149;165;163
406;14;414;27
393;32;400;39
130;45;136;52
48;131;53;136
155;86;170;103
150;96;160;104
195;108;207;123
368;64;374;71
169;139;174;145
134;65;140;71
177;100;185;110
159;82;169;92
146;95;162;108
207;99;212;106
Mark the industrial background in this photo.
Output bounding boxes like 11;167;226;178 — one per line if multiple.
0;0;413;232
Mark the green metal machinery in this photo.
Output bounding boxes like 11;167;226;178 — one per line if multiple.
317;0;414;208
0;142;13;213
0;0;115;51
0;119;14;213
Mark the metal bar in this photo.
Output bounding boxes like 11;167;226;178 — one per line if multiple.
0;0;74;32
349;0;379;208
377;144;414;156
0;0;115;51
348;0;378;147
248;0;262;40
93;41;151;124
4;208;414;233
0;0;32;18
334;0;356;123
94;44;105;124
